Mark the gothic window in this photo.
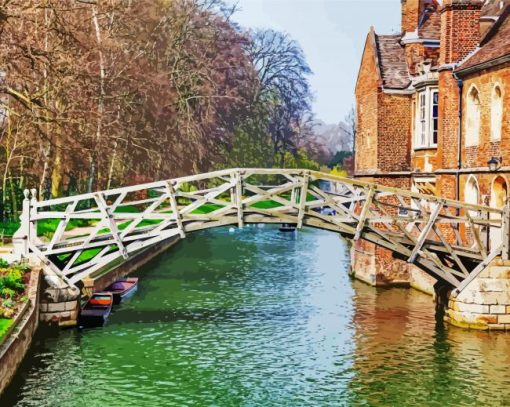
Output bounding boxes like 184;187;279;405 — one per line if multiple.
414;87;438;149
464;175;480;218
466;86;481;147
491;85;503;141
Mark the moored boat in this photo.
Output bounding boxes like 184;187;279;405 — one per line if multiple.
279;223;297;232
79;292;113;327
105;277;139;305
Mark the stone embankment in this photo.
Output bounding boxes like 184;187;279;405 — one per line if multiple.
0;268;41;395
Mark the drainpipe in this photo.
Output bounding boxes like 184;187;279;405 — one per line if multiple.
454;74;464;203
453;74;463;248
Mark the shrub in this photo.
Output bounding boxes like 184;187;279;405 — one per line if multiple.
14;263;31;273
0;269;24;294
2;298;13;308
0;288;15;299
0;258;9;268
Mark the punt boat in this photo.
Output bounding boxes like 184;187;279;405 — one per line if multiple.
279;223;297;232
105;277;139;304
79;292;113;327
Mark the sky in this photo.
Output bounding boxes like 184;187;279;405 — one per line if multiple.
228;0;401;124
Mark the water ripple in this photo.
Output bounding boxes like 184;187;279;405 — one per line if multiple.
3;226;510;406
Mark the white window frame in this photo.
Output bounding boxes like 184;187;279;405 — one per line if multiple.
414;87;438;149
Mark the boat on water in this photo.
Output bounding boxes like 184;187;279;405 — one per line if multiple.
279;223;297;232
105;277;139;305
79;292;113;327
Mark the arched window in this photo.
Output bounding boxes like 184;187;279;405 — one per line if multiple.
464;175;480;218
466;86;481;146
490;176;508;250
491;85;503;141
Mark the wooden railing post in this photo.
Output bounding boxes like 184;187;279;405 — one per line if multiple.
297;171;310;229
502;203;510;261
30;188;38;242
167;181;185;238
12;189;31;257
235;170;244;228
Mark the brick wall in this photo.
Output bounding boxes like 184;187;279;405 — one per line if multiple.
355;34;380;172
405;44;441;76
438;70;461;170
377;93;412;172
460;63;510;169
402;0;423;32
440;0;482;65
351;176;413;287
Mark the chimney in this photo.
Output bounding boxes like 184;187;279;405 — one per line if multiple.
439;0;483;65
402;0;424;32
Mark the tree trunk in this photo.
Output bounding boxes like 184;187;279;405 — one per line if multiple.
50;143;63;198
87;5;106;193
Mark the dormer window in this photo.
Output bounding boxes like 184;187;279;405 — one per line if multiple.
414;87;438;149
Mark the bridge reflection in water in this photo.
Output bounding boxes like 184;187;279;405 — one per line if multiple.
2;227;510;406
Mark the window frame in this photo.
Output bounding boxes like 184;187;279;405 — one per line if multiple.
414;87;439;150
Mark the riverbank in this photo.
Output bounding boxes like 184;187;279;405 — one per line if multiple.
0;267;40;395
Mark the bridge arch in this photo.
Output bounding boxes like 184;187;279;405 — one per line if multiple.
11;169;508;291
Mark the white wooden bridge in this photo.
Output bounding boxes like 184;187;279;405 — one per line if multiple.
11;168;510;292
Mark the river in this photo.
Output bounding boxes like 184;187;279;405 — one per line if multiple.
2;226;510;406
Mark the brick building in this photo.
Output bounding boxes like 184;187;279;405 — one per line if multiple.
353;0;510;293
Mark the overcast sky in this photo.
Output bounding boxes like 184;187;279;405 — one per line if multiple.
228;0;401;124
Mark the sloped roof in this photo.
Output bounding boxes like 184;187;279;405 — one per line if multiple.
457;5;510;72
418;6;441;39
481;0;509;17
374;34;412;89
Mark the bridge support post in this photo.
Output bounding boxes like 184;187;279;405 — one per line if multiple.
297;171;309;229
501;204;510;261
12;189;31;258
445;259;510;330
235;171;244;229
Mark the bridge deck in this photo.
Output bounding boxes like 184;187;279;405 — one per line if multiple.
12;168;509;290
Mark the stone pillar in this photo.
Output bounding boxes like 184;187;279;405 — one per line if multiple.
38;271;80;328
445;260;510;330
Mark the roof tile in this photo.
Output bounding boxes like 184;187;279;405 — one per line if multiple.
375;34;411;89
458;6;510;71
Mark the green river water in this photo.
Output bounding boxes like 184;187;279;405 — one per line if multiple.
2;226;510;406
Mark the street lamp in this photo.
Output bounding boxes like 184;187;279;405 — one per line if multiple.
487;156;502;172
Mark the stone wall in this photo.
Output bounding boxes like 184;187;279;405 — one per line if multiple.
0;268;41;396
446;260;510;330
409;265;437;295
39;278;80;327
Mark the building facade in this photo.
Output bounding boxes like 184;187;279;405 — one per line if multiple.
354;0;510;293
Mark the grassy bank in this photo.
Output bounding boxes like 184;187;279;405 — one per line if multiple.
0;318;13;342
0;262;31;343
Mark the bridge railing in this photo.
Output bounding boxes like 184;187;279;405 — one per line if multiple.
11;168;508;288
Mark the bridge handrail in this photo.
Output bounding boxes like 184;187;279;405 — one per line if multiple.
12;167;509;289
32;168;503;215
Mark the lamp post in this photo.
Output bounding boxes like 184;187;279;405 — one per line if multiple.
488;156;502;172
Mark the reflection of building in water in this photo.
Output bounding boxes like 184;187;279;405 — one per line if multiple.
347;280;510;404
